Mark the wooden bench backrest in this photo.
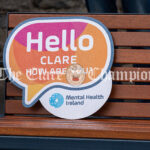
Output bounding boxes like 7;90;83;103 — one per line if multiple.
5;13;150;118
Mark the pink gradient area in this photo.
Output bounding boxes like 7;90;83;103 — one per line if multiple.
14;22;87;51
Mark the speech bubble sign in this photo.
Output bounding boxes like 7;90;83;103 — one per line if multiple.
3;17;114;114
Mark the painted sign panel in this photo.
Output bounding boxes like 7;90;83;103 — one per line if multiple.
4;17;114;119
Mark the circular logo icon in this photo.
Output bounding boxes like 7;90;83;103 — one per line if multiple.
49;93;64;108
66;64;85;86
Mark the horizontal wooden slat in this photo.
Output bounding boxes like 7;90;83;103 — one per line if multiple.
114;49;150;64
112;32;150;46
110;85;150;99
97;102;150;117
8;29;150;47
5;100;150;118
6;101;48;115
6;83;150;100
8;14;150;29
1;116;150;140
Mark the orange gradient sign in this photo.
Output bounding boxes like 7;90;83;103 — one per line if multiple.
4;17;114;119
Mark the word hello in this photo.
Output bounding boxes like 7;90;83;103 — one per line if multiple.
27;29;94;52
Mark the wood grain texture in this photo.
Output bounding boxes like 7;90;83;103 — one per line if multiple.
8;14;150;29
111;32;150;46
114;49;150;64
5;100;150;117
1;116;150;140
6;83;150;100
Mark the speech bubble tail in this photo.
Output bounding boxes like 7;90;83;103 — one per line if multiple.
23;84;45;107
